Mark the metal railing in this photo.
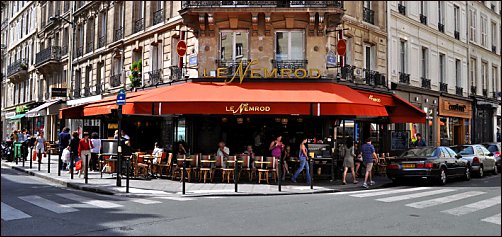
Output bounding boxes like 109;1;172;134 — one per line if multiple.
61;45;68;55
454;30;460;40
456;86;463;96
110;73;122;87
399;72;410;84
471;86;477;95
146;69;162;87
64;2;70;13
183;1;343;8
421;77;431;89
35;46;61;66
114;27;124;41
98;35;106;48
153;9;164;25
364;69;386;87
420;14;427;24
340;65;356;82
73;88;81;98
94;83;103;95
1;20;8;30
134;18;144;33
398;3;406;15
363;7;374;24
440;82;448;92
271;59;307;71
217;60;252;76
7;59;28;77
438;23;445;33
482;89;488;97
83;87;91;97
169;66;182;81
492;45;497;53
86;41;94;53
76;46;83;57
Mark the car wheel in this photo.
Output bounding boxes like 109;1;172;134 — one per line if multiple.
463;166;471;181
478;166;484;178
438;168;447;185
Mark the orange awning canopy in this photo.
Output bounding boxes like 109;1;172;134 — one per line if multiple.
128;82;389;117
357;90;426;123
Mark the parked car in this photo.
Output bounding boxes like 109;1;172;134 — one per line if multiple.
450;144;497;177
387;146;470;185
482;143;501;172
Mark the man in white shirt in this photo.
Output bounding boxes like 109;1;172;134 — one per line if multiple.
216;142;230;158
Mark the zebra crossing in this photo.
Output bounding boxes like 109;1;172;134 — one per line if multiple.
336;186;501;225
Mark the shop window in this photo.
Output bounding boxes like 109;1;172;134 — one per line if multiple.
220;31;249;62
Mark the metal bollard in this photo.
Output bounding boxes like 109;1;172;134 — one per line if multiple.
182;159;186;195
58;150;62;176
38;149;42;171
234;158;238;193
85;153;89;184
15;144;18;165
22;144;25;167
278;156;282;192
310;158;314;190
70;151;74;180
126;157;130;193
30;146;33;169
48;149;51;173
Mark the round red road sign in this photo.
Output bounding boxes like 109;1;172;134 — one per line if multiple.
176;40;187;57
337;39;347;56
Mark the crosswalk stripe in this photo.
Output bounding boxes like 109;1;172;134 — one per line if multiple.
1;202;31;221
442;196;501;216
328;187;405;195
154;196;195;201
130;199;162;204
351;187;432;198
19;195;78;213
376;189;456;203
405;191;486;209
56;193;123;209
481;213;501;225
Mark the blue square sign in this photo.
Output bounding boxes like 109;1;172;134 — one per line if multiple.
116;89;126;105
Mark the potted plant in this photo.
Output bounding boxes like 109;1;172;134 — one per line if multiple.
129;59;142;88
20;63;28;70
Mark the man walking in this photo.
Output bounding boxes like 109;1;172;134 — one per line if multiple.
361;138;377;188
413;133;427;147
58;127;71;170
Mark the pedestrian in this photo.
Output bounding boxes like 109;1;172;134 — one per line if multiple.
90;132;101;171
354;143;363;178
113;130;119;139
34;131;47;162
10;130;18;142
413;133;426;147
78;132;93;178
121;130;130;140
342;137;358;185
282;145;291;181
217;141;230;158
68;131;80;173
291;137;311;185
178;142;187;156
58;127;71;170
269;135;285;181
361;138;378;188
19;129;28;162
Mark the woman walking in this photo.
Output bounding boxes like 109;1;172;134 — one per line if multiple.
342;137;358;185
269;135;286;181
34;131;47;162
69;131;80;173
291;138;311;185
90;132;101;171
78;132;93;178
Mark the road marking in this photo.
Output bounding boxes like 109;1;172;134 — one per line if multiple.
442;196;501;216
328;187;411;195
19;195;78;213
130;199;162;205
376;189;456;203
351;187;432;198
1;202;31;221
56;193;123;209
154;196;195;201
481;213;501;225
405;191;486;209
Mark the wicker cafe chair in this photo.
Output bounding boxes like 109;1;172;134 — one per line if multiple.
132;153;149;178
213;156;224;182
172;155;193;182
156;152;173;178
222;156;236;183
199;155;214;183
258;157;277;184
238;155;253;182
190;154;200;181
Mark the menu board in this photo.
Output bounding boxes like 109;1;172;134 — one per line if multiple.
391;130;410;151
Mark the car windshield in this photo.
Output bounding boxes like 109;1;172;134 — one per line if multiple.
451;146;474;155
484;145;499;153
400;148;436;157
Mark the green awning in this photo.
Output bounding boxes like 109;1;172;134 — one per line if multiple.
8;114;26;120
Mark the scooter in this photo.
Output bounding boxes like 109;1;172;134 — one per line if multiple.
2;140;13;161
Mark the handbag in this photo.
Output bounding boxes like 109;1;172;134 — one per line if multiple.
75;160;82;171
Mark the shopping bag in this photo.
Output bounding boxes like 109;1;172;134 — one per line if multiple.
75;160;82;171
32;150;37;161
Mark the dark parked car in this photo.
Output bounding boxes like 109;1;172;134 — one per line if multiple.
450;144;497;177
482;143;501;172
387;146;470;185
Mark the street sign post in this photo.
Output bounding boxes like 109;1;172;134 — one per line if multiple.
116;89;126;187
326;50;337;66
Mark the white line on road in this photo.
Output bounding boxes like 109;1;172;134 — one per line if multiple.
1;202;31;221
19;195;78;213
328;187;411;195
376;189;456;203
56;193;123;209
350;187;432;198
154;196;195;201
130;199;162;205
481;213;501;225
442;196;501;216
405;191;486;209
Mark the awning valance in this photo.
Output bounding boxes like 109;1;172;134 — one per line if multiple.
26;100;62;118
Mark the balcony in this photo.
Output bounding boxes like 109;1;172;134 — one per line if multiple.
86;41;94;54
145;69;162;87
217;60;252;76
76;46;83;58
398;3;406;15
110;74;122;87
364;69;386;87
438;23;445;33
98;35;106;48
492;45;497;53
169;66;183;81
363;7;374;24
421;77;431;89
61;45;68;56
440;82;448;92
153;9;164;25
114;27;124;41
454;30;460;40
471;86;477;95
271;60;308;73
134;18;144;33
456;86;463;96
399;72;410;85
83;87;91;97
340;65;356;82
72;88;81;99
35;46;62;75
420;14;427;25
482;89;488;97
183;1;344;8
93;83;103;95
7;59;28;82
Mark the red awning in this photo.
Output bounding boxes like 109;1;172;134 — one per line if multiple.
357;90;426;123
128;82;388;117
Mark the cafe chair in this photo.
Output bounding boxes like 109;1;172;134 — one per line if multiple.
199;155;214;183
156;152;173;178
222;156;236;183
238;155;253;182
258;156;277;184
376;154;387;176
132;153;149;178
213;156;224;182
172;155;193;182
190;154;200;181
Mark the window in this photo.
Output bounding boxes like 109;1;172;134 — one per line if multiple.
151;43;163;71
363;44;376;70
363;1;371;9
454;5;460;32
493;66;499;95
469;58;477;88
439;53;445;83
420;1;427;15
492;21;497;48
455;59;461;87
345;37;353;65
275;31;304;61
469;9;476;42
99;12;107;46
171;37;179;66
220;31;249;62
481;15;487;47
481;61;488;90
400;40;407;73
438;1;444;24
421;47;428;78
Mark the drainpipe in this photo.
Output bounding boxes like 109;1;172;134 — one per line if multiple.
465;1;474;144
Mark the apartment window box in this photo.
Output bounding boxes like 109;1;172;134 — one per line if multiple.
438;23;445;33
420;14;427;25
456;86;463;96
421;77;431;89
440;82;448;93
399;72;410;85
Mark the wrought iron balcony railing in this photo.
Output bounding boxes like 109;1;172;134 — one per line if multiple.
454;30;460;40
364;69;386;87
398;3;406;15
456;86;463;96
182;1;343;8
134;18;144;33
271;59;307;72
438;23;445;33
363;7;374;24
471;86;477;95
153;9;164;25
76;46;83;57
482;89;488;97
492;45;497;53
35;46;61;66
110;73;122;87
399;72;410;85
145;69;162;87
114;27;124;41
94;83;103;95
61;45;68;55
440;82;448;92
169;66;183;81
83;87;91;97
86;41;94;53
98;35;106;48
420;14;427;24
421;77;431;89
7;59;28;77
216;60;252;76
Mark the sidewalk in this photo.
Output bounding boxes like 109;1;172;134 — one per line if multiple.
1;154;392;197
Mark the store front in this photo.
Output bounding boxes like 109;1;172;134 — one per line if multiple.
26;100;64;141
438;96;472;146
472;97;498;144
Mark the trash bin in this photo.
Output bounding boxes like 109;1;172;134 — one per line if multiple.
14;142;23;162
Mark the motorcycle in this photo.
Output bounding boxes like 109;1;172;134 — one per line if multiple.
2;140;13;161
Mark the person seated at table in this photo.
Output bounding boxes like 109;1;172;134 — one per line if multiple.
243;145;255;158
217;142;230;158
152;142;163;164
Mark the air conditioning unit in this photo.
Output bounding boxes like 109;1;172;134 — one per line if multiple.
354;68;365;84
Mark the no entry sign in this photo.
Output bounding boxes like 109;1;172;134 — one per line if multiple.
176;40;187;57
337;39;346;56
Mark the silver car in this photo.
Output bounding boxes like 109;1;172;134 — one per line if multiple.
450;144;498;177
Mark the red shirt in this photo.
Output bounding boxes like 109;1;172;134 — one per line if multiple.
78;138;93;156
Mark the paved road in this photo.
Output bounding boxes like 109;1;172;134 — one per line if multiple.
1;166;500;236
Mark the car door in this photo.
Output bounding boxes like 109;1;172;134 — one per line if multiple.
474;145;489;171
446;147;465;175
479;145;496;171
439;147;457;176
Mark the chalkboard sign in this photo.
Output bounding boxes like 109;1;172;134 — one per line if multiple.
391;130;410;151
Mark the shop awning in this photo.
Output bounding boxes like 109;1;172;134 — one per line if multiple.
8;113;26;120
128;82;389;117
26;100;62;118
357;91;426;123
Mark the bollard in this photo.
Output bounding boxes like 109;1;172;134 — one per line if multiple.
58;149;62;176
85;153;89;184
15;144;18;165
30;146;33;169
38;149;42;171
182;159;186;195
126;157;130;193
310;158;314;190
48;149;51;173
22;144;25;167
234;158;238;193
70;151;74;180
278;156;282;192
